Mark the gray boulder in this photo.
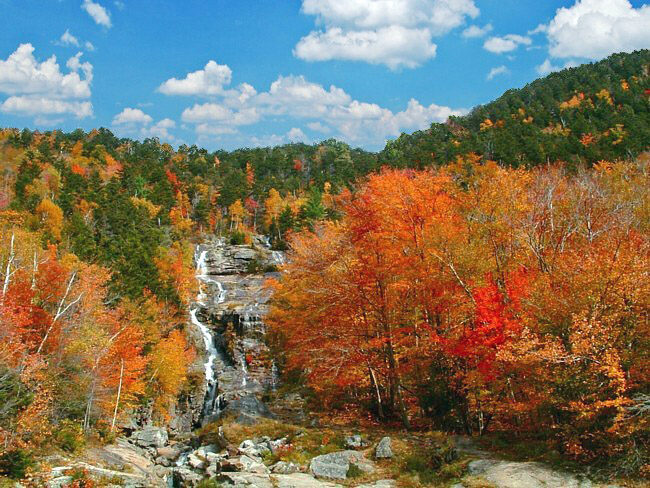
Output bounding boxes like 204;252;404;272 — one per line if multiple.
272;473;343;488
173;467;204;487
375;437;392;459
468;459;594;488
271;461;300;474
344;435;365;449
309;450;375;480
131;427;168;448
219;472;274;488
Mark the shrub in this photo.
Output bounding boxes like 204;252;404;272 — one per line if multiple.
55;420;85;452
0;449;35;479
229;231;246;245
197;479;222;488
346;463;363;478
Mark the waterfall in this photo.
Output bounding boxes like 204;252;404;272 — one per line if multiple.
192;245;228;418
270;361;279;391
240;356;248;387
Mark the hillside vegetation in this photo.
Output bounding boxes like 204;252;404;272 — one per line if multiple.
0;50;648;482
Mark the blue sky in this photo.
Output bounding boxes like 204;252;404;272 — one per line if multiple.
0;0;649;150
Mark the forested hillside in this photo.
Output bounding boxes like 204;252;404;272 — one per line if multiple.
0;49;649;482
381;50;650;168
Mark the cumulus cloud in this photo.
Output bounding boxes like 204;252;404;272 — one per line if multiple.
164;60;465;148
295;0;479;69
287;127;309;143
545;0;650;59
112;107;153;125
1;97;92;118
487;65;509;80
111;109;177;141
82;0;112;28
158;60;233;96
0;44;93;98
536;58;580;76
0;44;93;119
462;23;492;38
483;34;532;53
294;26;438;70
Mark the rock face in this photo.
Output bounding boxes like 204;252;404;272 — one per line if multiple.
467;459;594;488
309;450;376;480
131;426;169;448
188;236;284;427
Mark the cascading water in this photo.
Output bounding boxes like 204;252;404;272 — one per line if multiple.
193;245;228;418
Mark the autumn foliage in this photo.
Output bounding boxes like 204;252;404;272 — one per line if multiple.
268;155;650;470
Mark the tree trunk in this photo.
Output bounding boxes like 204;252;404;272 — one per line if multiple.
111;359;124;431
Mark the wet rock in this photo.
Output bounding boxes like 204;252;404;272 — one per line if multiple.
131;427;168;448
375;437;392;459
309;450;375;480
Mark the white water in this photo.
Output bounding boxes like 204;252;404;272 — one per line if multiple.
193;245;228;418
240;355;248;387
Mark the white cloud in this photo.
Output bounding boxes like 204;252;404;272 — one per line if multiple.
158;60;233;96
1;97;92;118
111;109;178;141
295;0;479;69
536;58;580;75
462;23;492;38
85;41;96;51
144;118;176;140
0;44;93;99
0;44;93;119
295;26;438;70
82;0;112;28
256;75;352;117
181;104;260;126
114;1;125;10
487;65;509;80
112;107;153;125
307;121;331;133
287;127;309;143
59;29;80;47
483;34;532;53
545;0;650;59
165;60;465;148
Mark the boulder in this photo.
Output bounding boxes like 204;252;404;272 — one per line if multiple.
271;461;300;474
220;455;269;474
219;472;274;488
187;452;207;470
239;439;271;459
131;427;168;448
467;459;594;488
156;446;180;461
344;435;365;449
375;437;392;459
356;481;396;488
309;450;375;480
173;467;204;487
272;473;343;488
